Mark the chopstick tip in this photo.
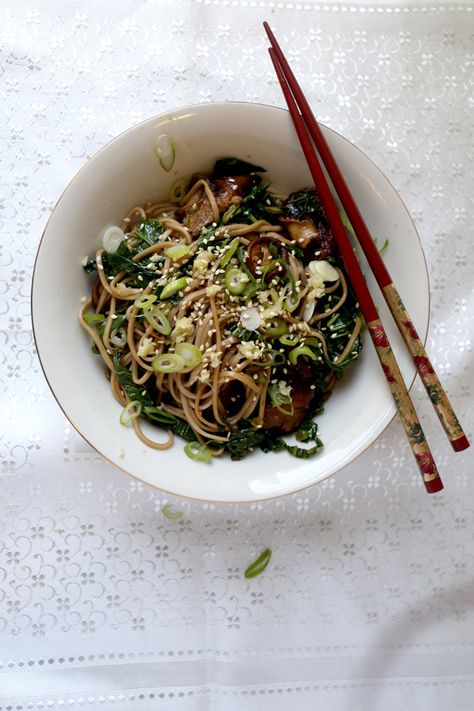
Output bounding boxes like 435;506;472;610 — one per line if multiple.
263;20;274;40
426;476;444;494
451;434;470;452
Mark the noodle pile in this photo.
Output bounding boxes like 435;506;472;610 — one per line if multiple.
80;163;362;460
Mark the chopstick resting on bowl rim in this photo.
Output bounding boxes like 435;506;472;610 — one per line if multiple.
264;27;448;494
264;23;469;457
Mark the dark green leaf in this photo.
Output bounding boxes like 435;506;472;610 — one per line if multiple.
213;157;266;177
260;436;286;453
295;418;319;443
225;424;267;460
285;441;323;458
102;241;157;285
224;420;323;461
113;354;154;407
83;257;98;274
283;189;328;223
223;183;282;225
170;417;197;442
134;219;165;247
113;354;196;441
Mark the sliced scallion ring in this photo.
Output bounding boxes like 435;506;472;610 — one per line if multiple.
283;290;301;313
279;333;300;346
151;353;185;373
260;317;289;338
184;441;213;463
102;225;125;254
175;342;202;369
268;383;293;414
160;276;189;299
161;504;183;520
221;203;239;225
225;266;249;295
119;400;142;426
164;244;190;260
110;328;127;348
288;344;319;364
155;133;176;172
143;306;171;335
168;177;188;203
134;294;157;309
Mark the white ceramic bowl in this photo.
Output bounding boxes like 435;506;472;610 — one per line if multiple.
32;102;429;502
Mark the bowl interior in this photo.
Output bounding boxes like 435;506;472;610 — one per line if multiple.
32;102;429;502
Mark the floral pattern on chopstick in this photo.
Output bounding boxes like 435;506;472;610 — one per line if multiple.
415;451;437;477
383;283;466;443
368;318;441;487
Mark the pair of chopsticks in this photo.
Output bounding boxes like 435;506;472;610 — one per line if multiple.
264;22;469;493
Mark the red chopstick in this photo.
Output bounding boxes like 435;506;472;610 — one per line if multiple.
265;42;443;493
264;22;469;455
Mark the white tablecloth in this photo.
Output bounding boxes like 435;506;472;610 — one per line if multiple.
1;1;473;708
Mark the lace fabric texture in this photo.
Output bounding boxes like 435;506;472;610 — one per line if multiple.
1;1;473;708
